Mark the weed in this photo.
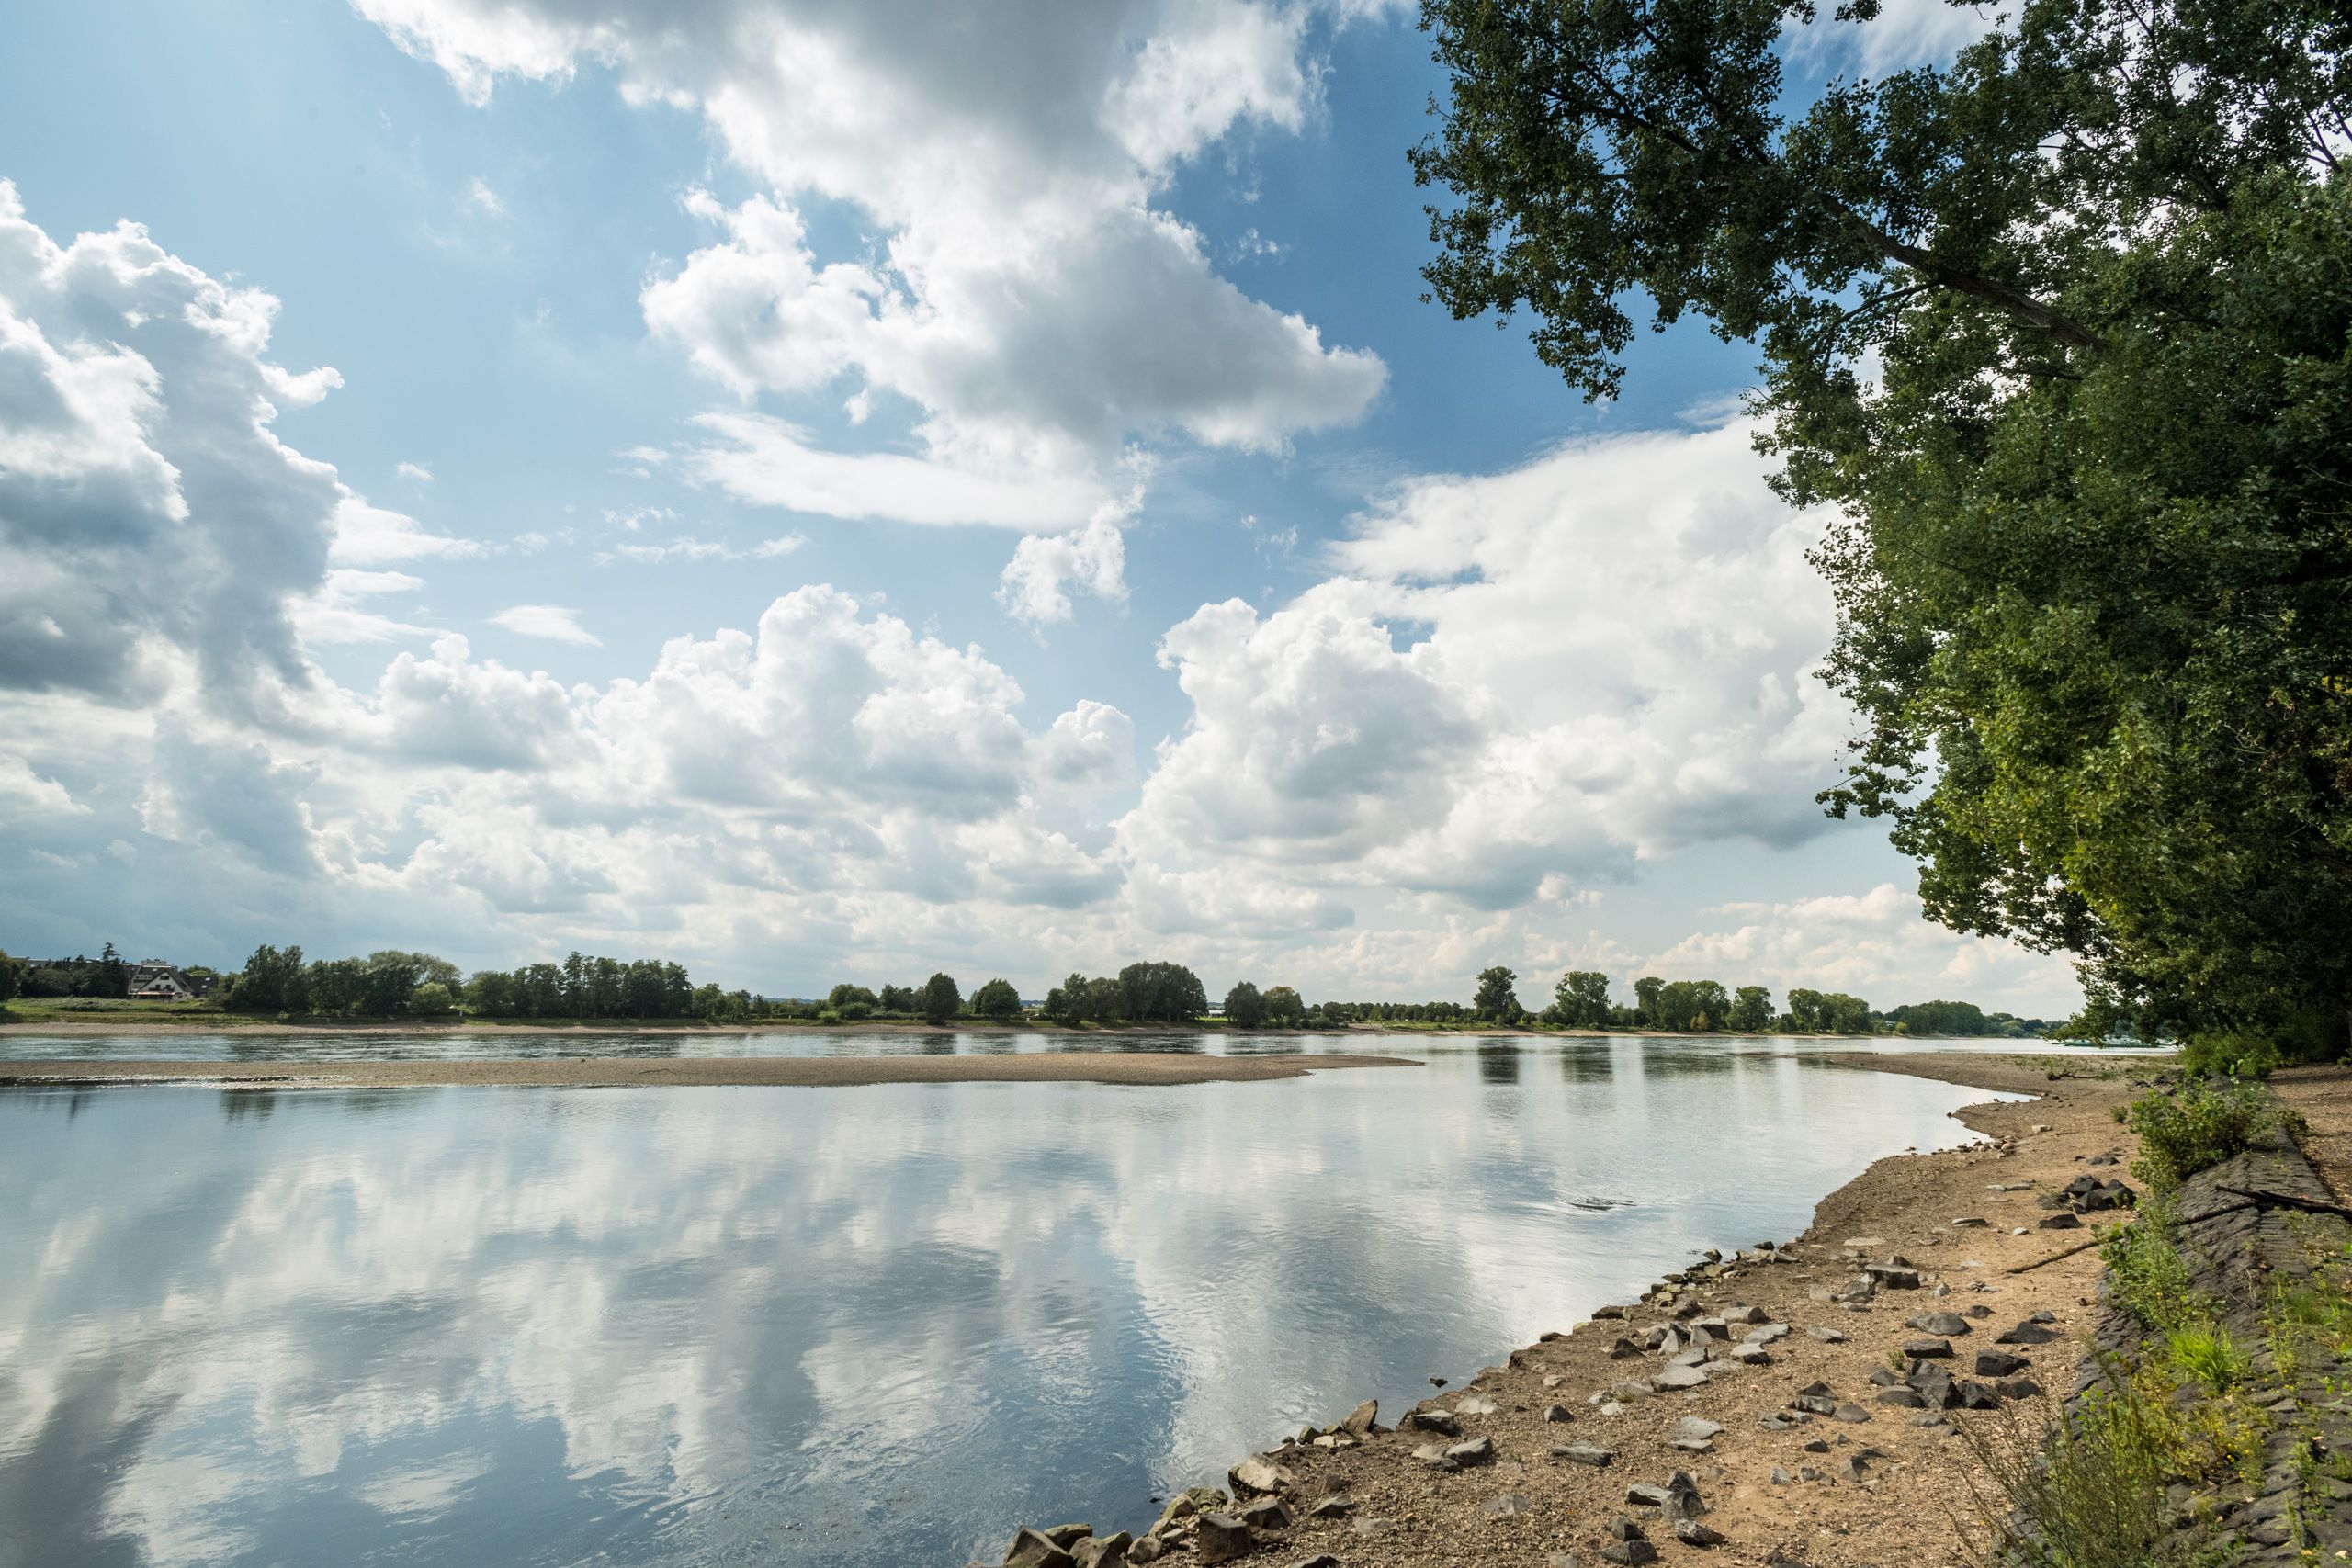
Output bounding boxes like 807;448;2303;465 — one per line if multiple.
2126;1078;2276;1191
2101;1198;2206;1333
2165;1325;2250;1395
1952;1357;2203;1568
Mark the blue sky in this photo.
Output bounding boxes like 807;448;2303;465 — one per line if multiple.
0;0;2077;1014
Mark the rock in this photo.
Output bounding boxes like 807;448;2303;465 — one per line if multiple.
1988;1181;2033;1191
1287;1558;1340;1568
1006;1528;1079;1568
1153;1489;1228;1535
1797;1466;1826;1483
2038;1213;2083;1230
1995;1319;2063;1346
1659;1471;1708;1520
1789;1394;1840;1417
1862;1262;1921;1289
1446;1437;1496;1467
1126;1540;1164;1566
1951;1217;1988;1228
1238;1499;1292;1531
1340;1399;1377;1437
1690;1317;1731;1341
1974;1350;2030;1378
1455;1395;1499;1417
1554;1442;1616;1467
1653;1364;1708;1391
1906;1312;1971;1337
1835;1455;1871;1483
1805;1326;1847;1344
1403;1410;1460;1437
2080;1180;2137;1212
1674;1519;1726;1547
1607;1516;1648;1541
1607;1337;1643;1359
1994;1377;2044;1400
1075;1535;1133;1568
1194;1516;1254;1565
1044;1526;1094;1549
1229;1456;1294;1496
1430;1377;1447;1387
1485;1493;1532;1518
1769;1467;1792;1485
1903;1338;1954;1359
1875;1387;1928;1407
1730;1344;1772;1366
1802;1438;1830;1453
1843;1236;1886;1248
1306;1496;1355;1519
1591;1303;1627;1319
1744;1322;1791;1345
1955;1381;2002;1410
1832;1404;1873;1423
1672;1416;1724;1444
1833;1275;1880;1303
1412;1442;1458;1472
1600;1540;1658;1565
1544;1404;1575;1423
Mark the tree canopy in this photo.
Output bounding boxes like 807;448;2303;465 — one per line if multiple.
1416;0;2352;1047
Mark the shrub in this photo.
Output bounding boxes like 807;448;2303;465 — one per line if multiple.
2100;1198;2202;1333
2126;1078;2274;1191
2177;1031;2281;1078
1954;1359;2193;1568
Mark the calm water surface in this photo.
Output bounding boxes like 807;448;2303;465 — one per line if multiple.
0;1033;2073;1567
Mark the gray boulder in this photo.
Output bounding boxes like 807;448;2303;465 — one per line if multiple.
1193;1516;1253;1566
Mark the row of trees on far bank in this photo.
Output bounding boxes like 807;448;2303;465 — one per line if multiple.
8;940;2046;1038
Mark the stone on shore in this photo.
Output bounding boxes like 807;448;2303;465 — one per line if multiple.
1653;1364;1707;1390
1193;1515;1254;1565
1074;1534;1132;1568
1340;1399;1378;1436
1445;1437;1496;1467
1403;1409;1460;1437
1228;1455;1293;1496
1906;1312;1971;1337
1555;1442;1616;1467
1674;1518;1726;1547
1006;1528;1079;1568
1974;1350;2030;1378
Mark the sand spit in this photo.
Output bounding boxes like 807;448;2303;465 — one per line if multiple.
0;1052;1417;1090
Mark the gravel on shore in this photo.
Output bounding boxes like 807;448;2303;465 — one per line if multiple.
0;1052;1416;1090
1024;1050;2156;1568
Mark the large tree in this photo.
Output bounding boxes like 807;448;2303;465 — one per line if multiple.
1473;965;1522;1021
1416;0;2352;1047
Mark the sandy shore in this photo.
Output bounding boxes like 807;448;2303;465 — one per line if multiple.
0;1052;1415;1089
1039;1050;2154;1568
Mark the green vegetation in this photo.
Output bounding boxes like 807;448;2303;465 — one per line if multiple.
969;978;1022;1021
2125;1079;2277;1192
1413;0;2352;1054
2100;1195;2204;1334
1041;961;1211;1027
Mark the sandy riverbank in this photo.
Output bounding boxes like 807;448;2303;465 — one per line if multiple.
0;1052;1415;1089
1018;1051;2153;1568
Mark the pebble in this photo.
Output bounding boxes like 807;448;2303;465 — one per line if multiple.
1554;1442;1615;1467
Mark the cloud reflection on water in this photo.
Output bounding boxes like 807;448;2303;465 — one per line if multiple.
0;1041;2013;1566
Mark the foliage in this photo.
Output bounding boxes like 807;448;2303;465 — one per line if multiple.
969;978;1022;1021
1953;1358;2203;1568
2127;1079;2276;1191
2100;1196;2204;1333
1414;0;2352;1044
1223;980;1266;1029
2165;1324;2251;1396
228;944;309;1011
1725;985;1773;1032
0;949;24;1002
917;972;961;1024
409;982;457;1016
1261;986;1306;1027
1783;987;1872;1034
1473;965;1521;1021
827;983;880;1012
1117;961;1210;1023
877;984;916;1013
1550;970;1613;1028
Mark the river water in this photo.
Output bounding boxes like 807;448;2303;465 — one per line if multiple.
0;1032;2091;1567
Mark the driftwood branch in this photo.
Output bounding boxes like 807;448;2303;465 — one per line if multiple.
2006;1235;2107;1273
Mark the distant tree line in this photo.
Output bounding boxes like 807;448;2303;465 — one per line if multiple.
4;938;2050;1039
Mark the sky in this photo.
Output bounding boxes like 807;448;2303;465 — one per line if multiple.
0;0;2080;1015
